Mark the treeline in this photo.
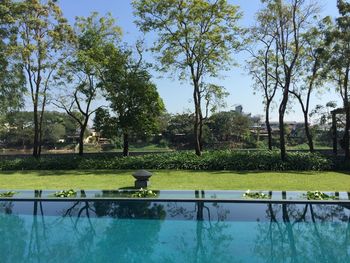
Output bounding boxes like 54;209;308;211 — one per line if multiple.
0;108;334;153
0;111;76;149
1;0;350;161
0;0;164;157
94;109;255;150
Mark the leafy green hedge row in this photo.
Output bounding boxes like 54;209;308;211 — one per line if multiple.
0;151;332;171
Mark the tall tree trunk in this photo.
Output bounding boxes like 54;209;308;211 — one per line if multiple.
32;104;39;158
78;121;88;156
33;46;43;158
199;115;204;151
38;131;42;156
303;112;314;152
78;128;84;156
38;92;48;156
38;111;44;156
344;107;350;160
332;111;338;155
193;81;202;156
266;100;273;150
279;72;292;161
78;137;84;156
343;66;350;160
279;96;288;161
123;131;129;157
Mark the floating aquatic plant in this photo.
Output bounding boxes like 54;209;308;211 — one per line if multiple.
53;189;77;198
243;190;271;199
304;191;338;200
131;188;157;198
0;191;17;197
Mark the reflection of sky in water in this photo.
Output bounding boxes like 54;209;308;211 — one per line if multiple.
0;201;349;263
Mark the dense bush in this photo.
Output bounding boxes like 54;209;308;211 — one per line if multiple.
0;150;332;171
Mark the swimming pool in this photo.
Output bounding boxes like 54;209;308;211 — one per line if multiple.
0;191;349;263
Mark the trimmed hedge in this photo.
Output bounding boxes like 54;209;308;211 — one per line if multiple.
0;150;332;171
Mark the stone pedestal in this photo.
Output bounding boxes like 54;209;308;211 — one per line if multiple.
132;170;152;189
135;179;150;188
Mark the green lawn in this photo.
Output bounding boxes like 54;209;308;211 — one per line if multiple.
0;170;349;191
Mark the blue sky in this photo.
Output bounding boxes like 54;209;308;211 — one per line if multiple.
57;0;341;122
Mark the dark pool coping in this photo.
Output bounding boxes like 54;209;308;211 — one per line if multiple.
0;190;349;204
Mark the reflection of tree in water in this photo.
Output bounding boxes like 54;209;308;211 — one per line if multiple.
26;200;98;263
164;200;236;263
92;200;166;262
254;203;350;263
0;199;165;263
0;201;27;263
59;201;97;262
3;198;348;263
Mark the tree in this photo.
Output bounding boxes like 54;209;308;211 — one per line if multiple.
55;13;121;155
54;83;100;155
324;0;350;160
0;111;34;149
102;44;165;156
164;113;195;149
0;0;25;114
133;0;242;156
93;108;118;139
200;83;229;150
288;21;329;152
259;0;320;160
13;0;73;157
0;111;77;149
208;111;251;143
246;8;279;150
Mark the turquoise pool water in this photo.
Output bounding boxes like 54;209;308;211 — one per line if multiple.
0;200;349;263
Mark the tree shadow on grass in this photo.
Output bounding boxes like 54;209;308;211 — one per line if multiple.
183;170;317;175
332;170;350;176
0;170;133;176
1;169;342;177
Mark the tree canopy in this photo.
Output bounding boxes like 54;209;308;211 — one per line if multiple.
133;0;242;155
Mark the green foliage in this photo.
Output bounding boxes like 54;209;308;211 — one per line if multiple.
9;0;75;156
133;0;243;155
324;0;350;159
243;190;271;199
0;191;17;197
101;42;165;156
93;108;118;138
131;188;157;198
208;111;251;142
133;0;242;78
0;0;25;114
202;83;229;115
54;12;122;155
102;44;165;134
304;191;338;200
53;189;77;198
0;111;77;147
0;151;332;171
164;113;195;148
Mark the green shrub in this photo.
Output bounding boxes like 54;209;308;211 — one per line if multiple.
331;158;350;171
0;150;332;171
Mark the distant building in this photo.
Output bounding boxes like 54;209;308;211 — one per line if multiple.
255;121;305;137
234;105;243;114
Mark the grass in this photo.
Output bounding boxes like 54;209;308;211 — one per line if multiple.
0;170;349;191
287;143;332;150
